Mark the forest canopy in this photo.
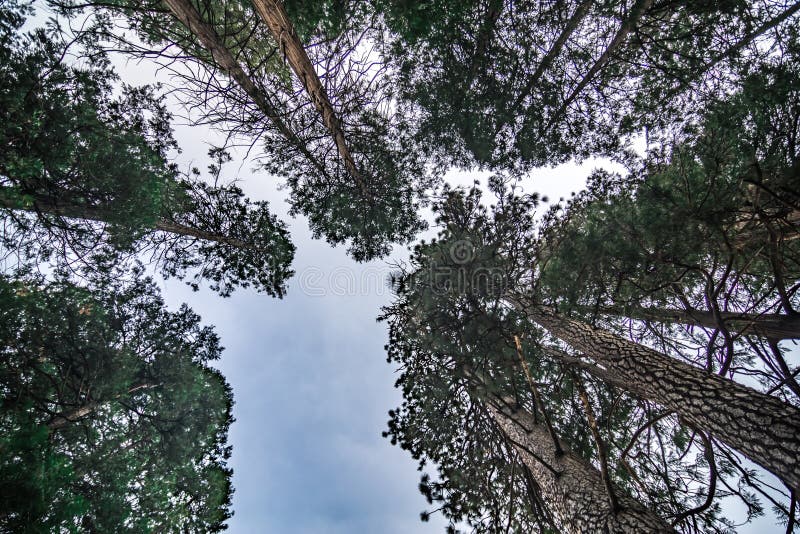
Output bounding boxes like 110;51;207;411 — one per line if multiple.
0;0;799;531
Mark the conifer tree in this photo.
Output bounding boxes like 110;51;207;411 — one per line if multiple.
383;184;797;530
536;62;800;396
373;0;800;169
0;5;294;296
0;270;233;532
53;0;432;260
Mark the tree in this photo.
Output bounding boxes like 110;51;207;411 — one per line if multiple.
0;269;233;532
521;304;800;493
250;0;369;197
382;184;796;531
0;7;294;296
53;0;434;260
373;0;800;169
536;63;800;396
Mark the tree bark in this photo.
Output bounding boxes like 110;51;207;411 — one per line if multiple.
47;402;100;431
250;0;370;198
161;0;328;178
487;400;674;533
584;304;800;340
526;305;800;493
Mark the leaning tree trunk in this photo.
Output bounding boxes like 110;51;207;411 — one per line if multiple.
584;304;800;340
47;384;158;431
487;400;674;533
250;0;370;198
0;189;266;253
47;401;100;431
162;0;329;178
527;305;800;493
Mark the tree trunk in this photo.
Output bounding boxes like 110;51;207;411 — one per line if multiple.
154;219;272;252
250;0;370;198
161;0;328;178
47;402;100;431
527;305;800;493
585;304;800;340
0;188;265;252
487;400;674;533
47;384;158;431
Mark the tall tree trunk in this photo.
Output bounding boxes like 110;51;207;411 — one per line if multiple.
250;0;370;198
583;304;800;340
161;0;329;179
487;400;674;533
526;305;800;492
548;0;653;129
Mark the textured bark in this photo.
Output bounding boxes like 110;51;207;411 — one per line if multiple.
528;305;800;492
488;401;674;533
47;402;100;431
161;0;327;177
586;304;800;340
250;0;370;198
548;0;653;127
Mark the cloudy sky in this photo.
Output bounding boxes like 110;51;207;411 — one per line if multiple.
29;3;785;531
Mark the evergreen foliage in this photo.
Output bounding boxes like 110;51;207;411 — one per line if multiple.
0;270;233;532
0;5;295;296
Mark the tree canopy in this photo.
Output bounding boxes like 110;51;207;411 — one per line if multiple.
1;0;799;531
382;183;798;531
0;5;295;296
373;0;800;169
0;270;233;532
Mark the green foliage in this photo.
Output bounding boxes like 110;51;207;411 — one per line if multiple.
0;271;234;532
0;7;295;296
0;8;174;243
283;0;357;41
536;63;800;375
373;0;800;169
381;186;758;532
56;0;435;262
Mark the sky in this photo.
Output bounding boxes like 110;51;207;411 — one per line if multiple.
26;3;789;531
